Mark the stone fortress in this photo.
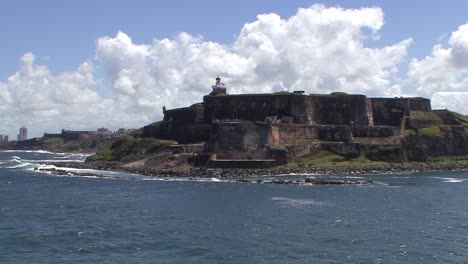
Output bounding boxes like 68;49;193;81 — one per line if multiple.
143;77;468;168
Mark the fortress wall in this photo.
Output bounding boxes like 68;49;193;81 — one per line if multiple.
371;98;410;126
209;121;271;159
313;95;370;125
62;131;96;141
142;123;211;143
366;99;375;126
351;126;399;137
203;94;314;124
43;133;62;138
203;93;370;126
270;124;318;145
142;124;162;139
289;96;316;124
163;104;205;127
409;98;431;111
173;125;212;144
371;97;432;126
317;125;353;142
146;103;207;142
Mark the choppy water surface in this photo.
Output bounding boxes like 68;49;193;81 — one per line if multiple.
1;151;468;263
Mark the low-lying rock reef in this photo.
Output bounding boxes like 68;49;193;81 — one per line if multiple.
51;160;468;181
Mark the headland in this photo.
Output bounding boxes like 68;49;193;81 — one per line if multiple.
73;77;468;177
6;77;468;178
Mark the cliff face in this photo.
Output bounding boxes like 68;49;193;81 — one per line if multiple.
404;126;468;161
141;91;467;168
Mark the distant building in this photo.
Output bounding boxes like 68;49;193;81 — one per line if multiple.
17;127;27;141
97;127;110;133
0;134;8;143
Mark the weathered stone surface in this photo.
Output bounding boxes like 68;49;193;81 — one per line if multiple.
351;126;398;138
362;145;404;162
321;142;361;159
370;97;431;126
318;125;353;142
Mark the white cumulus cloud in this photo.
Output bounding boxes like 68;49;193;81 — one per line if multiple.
2;4;417;138
408;23;468;113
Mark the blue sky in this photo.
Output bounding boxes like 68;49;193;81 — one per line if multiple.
1;0;468;138
2;0;467;79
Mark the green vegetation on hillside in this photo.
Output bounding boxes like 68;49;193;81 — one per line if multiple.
44;137;64;149
94;136;176;161
285;150;389;168
403;125;464;140
409;111;442;128
430;155;468;163
450;111;468;125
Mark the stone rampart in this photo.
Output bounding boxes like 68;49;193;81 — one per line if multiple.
313;95;370;125
203;93;371;126
317;125;353;142
370;97;431;126
269;124;318;145
206;121;271;159
163;103;204;127
143;123;211;144
351;126;399;138
203;93;315;124
43;133;62;138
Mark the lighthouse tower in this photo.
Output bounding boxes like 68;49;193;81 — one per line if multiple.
209;76;227;96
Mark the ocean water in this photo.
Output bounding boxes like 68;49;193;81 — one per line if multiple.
1;151;468;263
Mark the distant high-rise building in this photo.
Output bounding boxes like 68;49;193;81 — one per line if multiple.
0;134;8;143
17;127;27;141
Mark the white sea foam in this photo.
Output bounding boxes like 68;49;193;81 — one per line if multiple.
22;159;85;163
442;178;464;183
273;173;319;177
6;162;34;169
1;150;56;154
431;177;465;183
1;150;91;158
270;197;326;207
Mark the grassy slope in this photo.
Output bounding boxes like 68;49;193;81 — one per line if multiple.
94;136;176;161
285;150;390;168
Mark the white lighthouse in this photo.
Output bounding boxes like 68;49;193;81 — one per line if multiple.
209;76;227;96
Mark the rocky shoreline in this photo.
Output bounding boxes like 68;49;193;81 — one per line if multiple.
50;160;468;180
35;166;375;185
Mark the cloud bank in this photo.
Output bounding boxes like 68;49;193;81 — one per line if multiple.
408;23;468;111
0;4;467;138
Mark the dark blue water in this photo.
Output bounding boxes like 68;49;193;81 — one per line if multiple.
1;151;468;263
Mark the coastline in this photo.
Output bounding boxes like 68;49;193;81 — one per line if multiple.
50;160;468;179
